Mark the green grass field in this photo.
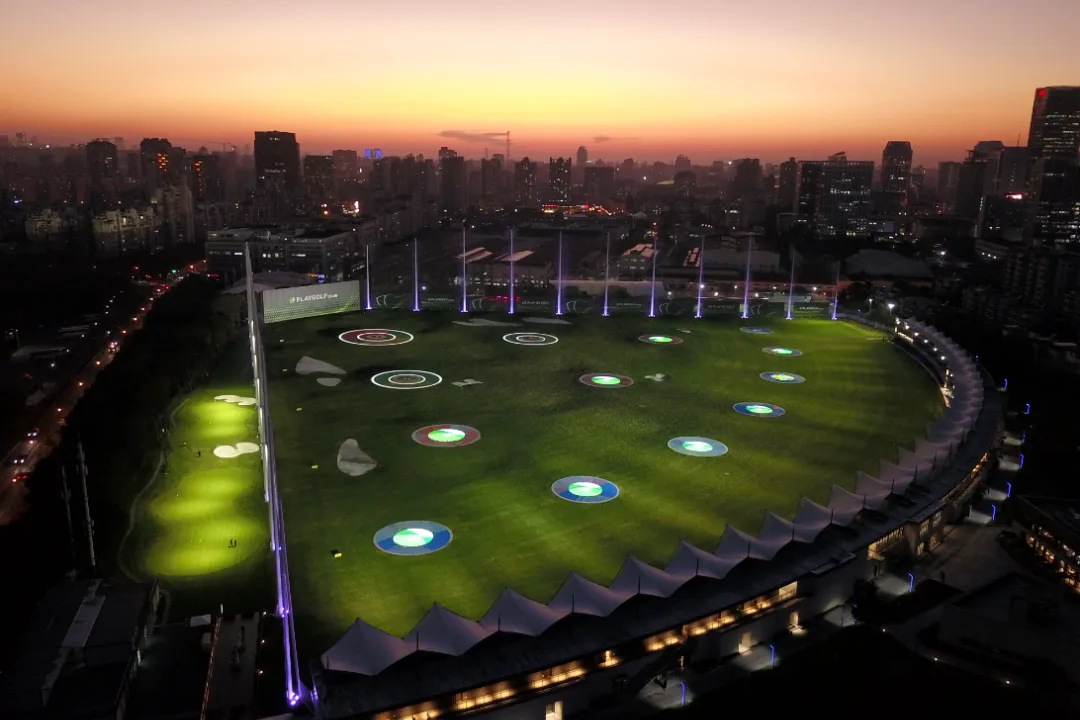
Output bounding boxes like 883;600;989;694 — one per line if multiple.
262;313;942;651
123;340;271;617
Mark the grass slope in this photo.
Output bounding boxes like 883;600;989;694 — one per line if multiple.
263;313;941;649
124;340;271;617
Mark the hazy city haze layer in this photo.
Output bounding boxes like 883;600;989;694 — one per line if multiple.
2;0;1079;162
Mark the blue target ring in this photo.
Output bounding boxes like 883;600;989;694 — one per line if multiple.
760;371;806;384
551;476;619;504
740;327;774;335
373;521;453;556
733;402;786;418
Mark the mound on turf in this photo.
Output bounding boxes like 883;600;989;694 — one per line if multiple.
337;439;377;476
296;356;347;376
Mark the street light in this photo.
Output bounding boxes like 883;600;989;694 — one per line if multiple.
887;302;896;312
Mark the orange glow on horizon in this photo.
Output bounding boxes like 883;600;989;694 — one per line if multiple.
2;0;1077;164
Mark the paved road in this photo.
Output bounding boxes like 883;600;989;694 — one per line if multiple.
0;284;170;525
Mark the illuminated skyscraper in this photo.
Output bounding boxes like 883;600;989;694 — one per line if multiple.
797;153;874;238
549;157;571;202
303;154;335;202
515;158;538;204
1027;86;1080;245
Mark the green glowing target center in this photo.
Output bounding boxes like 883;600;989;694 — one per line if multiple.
592;376;621;385
774;374;794;381
774;349;793;355
649;336;673;343
568;481;603;497
682;440;714;452
747;405;773;414
393;528;434;547
428;428;466;443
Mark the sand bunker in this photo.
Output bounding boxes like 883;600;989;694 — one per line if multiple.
213;442;260;458
522;317;572;325
337;439;377;476
296;356;346;376
214;394;256;406
317;378;343;387
453;318;521;327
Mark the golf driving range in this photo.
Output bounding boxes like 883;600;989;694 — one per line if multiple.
261;312;942;652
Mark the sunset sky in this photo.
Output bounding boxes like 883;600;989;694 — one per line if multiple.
2;0;1078;165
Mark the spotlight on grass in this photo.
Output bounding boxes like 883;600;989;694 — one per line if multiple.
332;550;342;559
311;464;319;470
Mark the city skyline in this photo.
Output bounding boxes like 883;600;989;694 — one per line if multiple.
3;0;1078;165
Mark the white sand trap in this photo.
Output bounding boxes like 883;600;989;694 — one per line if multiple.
337;439;377;476
213;442;260;458
317;377;342;387
214;394;256;406
677;328;693;334
452;378;482;387
522;317;572;325
453;318;521;327
646;373;669;382
296;356;346;376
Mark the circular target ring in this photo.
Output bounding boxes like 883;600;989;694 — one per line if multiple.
579;373;634;388
668;436;729;457
761;371;805;384
371;370;443;390
551;476;620;504
740;326;774;335
638;334;683;345
373;521;453;556
503;332;559;346
412;424;481;447
733;401;786;417
763;347;802;357
340;329;415;346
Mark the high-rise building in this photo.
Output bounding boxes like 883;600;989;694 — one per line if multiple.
86;140;118;186
303;154;335;202
937;162;962;206
796;152;874;238
190;153;223;203
254;130;301;191
583;166;615;202
439;154;467;215
955;150;991;220
439;146;458;163
674;155;691;173
777;157;798;211
549;157;571;202
140;137;173;188
880;141;913;194
1027;86;1080;245
515;158;538;204
481;157;503;200
994;146;1028;195
577;146;588;168
731;158;763;198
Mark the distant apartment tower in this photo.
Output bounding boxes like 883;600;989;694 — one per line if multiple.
515;158;538;204
776;157;798;211
674;155;691;173
994;146;1028;195
583;166;615;202
549;157;572;202
86;140;118;186
303;155;335;202
577;146;588;168
797;152;874;238
880;141;913;194
481;157;503;200
937;162;962;206
254;131;301;191
440;154;467;215
190;153;223;203
139;138;173;188
1026;86;1080;245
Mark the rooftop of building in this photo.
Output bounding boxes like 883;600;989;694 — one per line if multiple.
0;579;156;716
1016;496;1080;543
